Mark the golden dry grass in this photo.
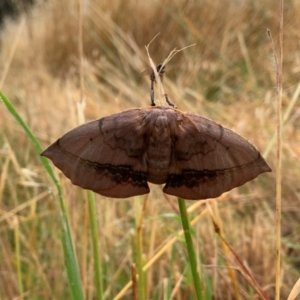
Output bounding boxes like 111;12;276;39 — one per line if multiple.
0;0;299;299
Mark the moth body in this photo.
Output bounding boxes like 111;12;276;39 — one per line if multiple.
146;114;172;184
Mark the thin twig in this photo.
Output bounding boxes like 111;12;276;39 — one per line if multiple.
161;44;196;68
275;0;284;297
145;35;196;106
78;0;84;103
207;201;241;300
268;1;284;298
77;0;86;125
207;203;270;300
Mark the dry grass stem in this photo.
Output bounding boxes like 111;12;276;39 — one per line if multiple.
145;37;195;106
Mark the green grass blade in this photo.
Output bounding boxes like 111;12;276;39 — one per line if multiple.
0;91;85;300
134;198;146;300
177;198;203;300
14;220;23;296
87;190;103;299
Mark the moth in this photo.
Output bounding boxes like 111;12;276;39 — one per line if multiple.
41;66;271;200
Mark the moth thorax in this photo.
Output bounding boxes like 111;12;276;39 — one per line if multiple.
146;116;172;184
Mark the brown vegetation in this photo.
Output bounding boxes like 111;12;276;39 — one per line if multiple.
0;0;299;299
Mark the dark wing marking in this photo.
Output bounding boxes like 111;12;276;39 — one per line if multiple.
41;109;152;198
163;112;271;200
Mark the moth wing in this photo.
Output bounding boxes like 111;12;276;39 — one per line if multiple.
164;112;271;200
41;109;150;198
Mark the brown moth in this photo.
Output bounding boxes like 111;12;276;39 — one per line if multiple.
41;106;271;200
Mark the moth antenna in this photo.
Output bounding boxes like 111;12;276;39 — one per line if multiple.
150;64;164;106
150;75;155;106
150;64;177;108
164;93;177;109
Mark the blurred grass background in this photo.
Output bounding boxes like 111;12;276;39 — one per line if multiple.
0;0;299;299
